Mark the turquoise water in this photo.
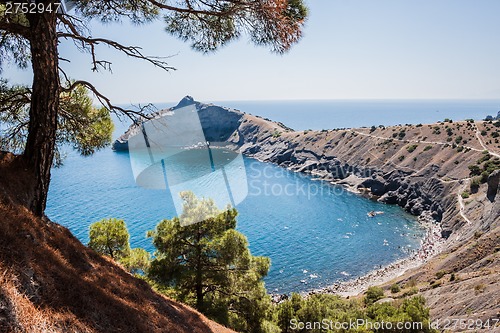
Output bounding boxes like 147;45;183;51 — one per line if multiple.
46;148;424;294
46;99;496;293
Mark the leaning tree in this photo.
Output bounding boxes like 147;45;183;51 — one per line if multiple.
0;0;307;216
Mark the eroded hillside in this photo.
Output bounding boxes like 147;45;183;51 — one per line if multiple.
229;114;500;330
0;153;234;333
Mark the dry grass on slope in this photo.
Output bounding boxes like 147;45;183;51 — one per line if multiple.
0;155;234;333
0;269;93;333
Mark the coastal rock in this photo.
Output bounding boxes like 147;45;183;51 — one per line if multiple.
197;105;243;142
407;198;425;215
111;96;244;150
487;169;500;201
378;191;398;205
484;111;500;121
112;139;129;151
174;95;196;109
374;298;395;304
360;177;386;195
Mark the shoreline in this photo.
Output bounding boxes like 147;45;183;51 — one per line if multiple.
269;213;444;303
306;213;445;298
251;158;447;300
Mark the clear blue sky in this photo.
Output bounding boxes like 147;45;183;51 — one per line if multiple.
5;0;500;104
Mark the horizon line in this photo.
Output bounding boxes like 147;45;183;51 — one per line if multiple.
115;97;500;107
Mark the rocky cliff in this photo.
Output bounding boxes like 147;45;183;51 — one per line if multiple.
113;96;246;151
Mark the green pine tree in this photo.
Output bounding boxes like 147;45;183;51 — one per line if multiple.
0;81;114;166
148;191;274;333
88;218;130;260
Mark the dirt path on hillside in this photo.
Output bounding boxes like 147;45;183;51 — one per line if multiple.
351;129;482;227
352;129;486;153
457;178;472;225
475;128;500;158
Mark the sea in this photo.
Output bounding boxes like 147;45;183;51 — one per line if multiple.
46;99;500;294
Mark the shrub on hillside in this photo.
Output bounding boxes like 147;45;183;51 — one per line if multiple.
468;165;481;176
402;287;419;297
277;293;437;333
406;144;418;153
390;283;401;293
470;177;481;193
365;286;385;305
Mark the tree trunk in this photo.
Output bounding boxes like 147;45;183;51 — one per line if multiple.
195;226;204;311
195;268;203;311
23;11;60;216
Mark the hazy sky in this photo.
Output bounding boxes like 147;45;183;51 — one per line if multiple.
5;0;500;104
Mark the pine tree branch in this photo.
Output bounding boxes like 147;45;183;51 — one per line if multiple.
145;0;245;17
58;66;71;87
61;80;151;123
0;21;30;39
57;13;87;37
57;32;176;72
5;120;29;141
0;90;31;106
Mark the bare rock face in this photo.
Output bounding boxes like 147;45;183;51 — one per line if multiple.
197;105;243;142
360;176;386;196
174;95;196;108
487;169;500;201
111;96;244;150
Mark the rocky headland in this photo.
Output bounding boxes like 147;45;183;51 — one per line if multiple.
114;97;500;330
